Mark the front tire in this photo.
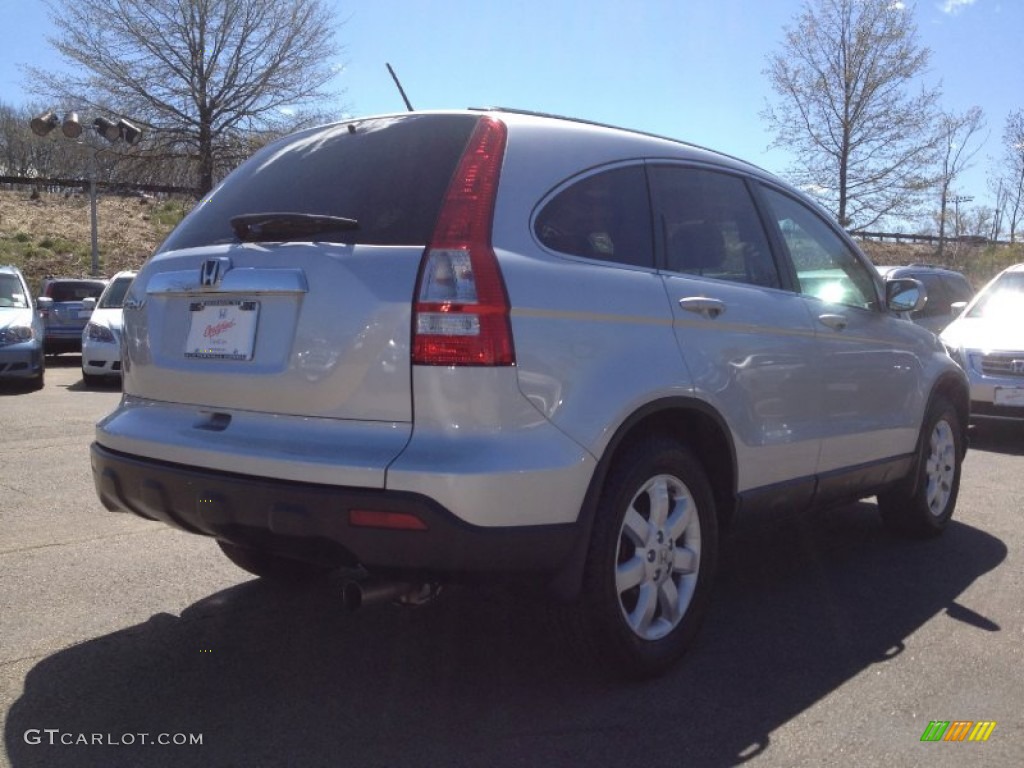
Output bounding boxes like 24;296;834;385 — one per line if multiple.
564;437;719;678
878;395;963;538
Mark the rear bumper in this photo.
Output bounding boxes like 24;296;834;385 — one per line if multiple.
43;328;84;353
91;443;580;578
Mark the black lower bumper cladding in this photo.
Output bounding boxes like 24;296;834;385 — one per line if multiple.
91;443;577;577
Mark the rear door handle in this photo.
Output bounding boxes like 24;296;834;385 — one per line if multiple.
818;313;848;331
678;297;726;320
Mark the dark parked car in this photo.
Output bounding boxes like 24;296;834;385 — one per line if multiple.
36;277;108;355
875;265;973;334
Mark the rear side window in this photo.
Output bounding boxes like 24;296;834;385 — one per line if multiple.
649;166;780;288
910;273;950;318
943;274;973;305
534;165;654;268
159;115;479;252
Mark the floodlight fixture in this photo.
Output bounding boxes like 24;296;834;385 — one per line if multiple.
117;118;141;145
29;111;60;137
93;116;121;142
62;112;83;139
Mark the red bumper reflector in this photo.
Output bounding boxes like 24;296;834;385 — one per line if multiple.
349;509;428;531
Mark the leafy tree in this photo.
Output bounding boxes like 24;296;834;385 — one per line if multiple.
763;0;940;229
26;0;345;195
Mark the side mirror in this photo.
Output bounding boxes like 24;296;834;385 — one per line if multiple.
82;297;97;311
886;277;926;314
35;296;54;313
950;301;968;315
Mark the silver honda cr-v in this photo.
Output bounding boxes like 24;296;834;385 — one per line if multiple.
91;109;970;677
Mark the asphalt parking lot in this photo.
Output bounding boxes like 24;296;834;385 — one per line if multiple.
1;359;1022;767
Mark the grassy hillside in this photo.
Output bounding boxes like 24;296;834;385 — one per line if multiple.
0;187;190;291
1;186;1021;294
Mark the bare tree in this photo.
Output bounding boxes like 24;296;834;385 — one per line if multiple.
762;0;941;229
999;110;1024;244
26;0;345;195
935;106;985;257
0;102;33;176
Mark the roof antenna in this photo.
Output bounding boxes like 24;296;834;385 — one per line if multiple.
386;63;414;112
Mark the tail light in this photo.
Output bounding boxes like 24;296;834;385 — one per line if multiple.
412;117;514;366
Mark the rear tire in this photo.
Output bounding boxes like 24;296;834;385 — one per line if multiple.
878;395;962;538
216;540;329;583
562;436;719;678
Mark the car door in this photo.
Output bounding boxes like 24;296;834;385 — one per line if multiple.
757;185;927;482
650;164;822;504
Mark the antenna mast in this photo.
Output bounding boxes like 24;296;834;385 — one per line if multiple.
386;63;414;112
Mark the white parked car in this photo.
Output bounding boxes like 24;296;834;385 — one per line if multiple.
91;109;969;677
81;270;136;386
941;263;1024;421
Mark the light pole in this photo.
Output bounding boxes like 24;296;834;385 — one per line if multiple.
29;111;142;277
950;195;974;240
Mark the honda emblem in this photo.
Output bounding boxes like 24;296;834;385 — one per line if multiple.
200;257;230;288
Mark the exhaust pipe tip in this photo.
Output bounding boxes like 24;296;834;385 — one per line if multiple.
340;579;441;612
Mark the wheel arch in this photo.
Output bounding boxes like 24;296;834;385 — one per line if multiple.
930;371;971;458
548;396;737;601
892;371;970;504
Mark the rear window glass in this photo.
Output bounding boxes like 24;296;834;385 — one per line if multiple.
159;115;478;252
44;281;106;302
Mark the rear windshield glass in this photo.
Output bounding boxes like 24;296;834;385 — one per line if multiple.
45;281;106;302
159;115;478;253
98;276;134;309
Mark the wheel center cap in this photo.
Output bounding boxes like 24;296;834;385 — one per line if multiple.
645;530;674;582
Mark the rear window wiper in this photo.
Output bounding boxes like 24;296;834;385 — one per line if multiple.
230;212;360;242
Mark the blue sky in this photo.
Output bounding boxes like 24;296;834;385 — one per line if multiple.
1;0;1020;219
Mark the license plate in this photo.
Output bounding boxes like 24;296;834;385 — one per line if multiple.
185;300;259;360
994;387;1024;407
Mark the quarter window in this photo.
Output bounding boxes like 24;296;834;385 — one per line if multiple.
762;187;877;309
534;166;654;268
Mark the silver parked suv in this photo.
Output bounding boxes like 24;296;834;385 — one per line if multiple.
91;109;970;677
